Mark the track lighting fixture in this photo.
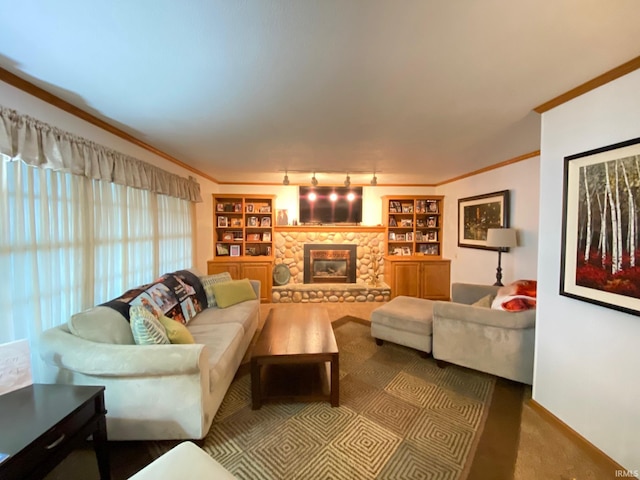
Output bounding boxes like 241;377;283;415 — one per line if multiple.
370;172;377;186
283;171;290;185
311;172;318;186
344;174;351;187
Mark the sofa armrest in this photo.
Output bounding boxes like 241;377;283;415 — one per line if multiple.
39;326;209;377
433;301;535;330
249;279;261;298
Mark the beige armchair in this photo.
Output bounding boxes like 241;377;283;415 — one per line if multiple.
432;283;535;384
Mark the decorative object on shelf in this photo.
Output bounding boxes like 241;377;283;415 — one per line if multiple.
277;209;289;226
261;217;271;227
246;204;254;213
560;136;640;316
247;216;258;227
216;244;229;256
217;216;228;227
273;264;291;286
247;233;261;241
230;245;241;257
486;228;517;286
262;232;271;242
458;190;509;250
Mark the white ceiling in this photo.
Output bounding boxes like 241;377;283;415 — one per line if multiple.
1;1;639;185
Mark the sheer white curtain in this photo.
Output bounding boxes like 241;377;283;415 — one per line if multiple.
1;158;194;380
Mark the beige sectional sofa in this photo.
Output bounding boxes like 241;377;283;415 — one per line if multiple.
38;274;260;441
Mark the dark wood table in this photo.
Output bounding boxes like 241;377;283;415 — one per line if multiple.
0;384;109;480
251;305;339;409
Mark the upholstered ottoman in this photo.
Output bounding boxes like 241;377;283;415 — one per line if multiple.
370;295;434;356
129;441;237;479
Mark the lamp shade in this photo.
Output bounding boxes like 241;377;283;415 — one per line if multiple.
486;228;517;248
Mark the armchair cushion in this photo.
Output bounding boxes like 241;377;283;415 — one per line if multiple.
471;294;494;308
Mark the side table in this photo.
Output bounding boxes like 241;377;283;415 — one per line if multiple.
0;383;109;480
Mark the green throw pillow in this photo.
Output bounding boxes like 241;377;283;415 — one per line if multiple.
158;315;195;344
472;294;494;308
200;272;233;307
211;278;257;308
129;306;170;345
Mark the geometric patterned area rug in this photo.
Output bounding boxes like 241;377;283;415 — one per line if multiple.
149;317;518;480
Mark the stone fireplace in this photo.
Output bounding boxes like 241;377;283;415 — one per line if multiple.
304;244;357;284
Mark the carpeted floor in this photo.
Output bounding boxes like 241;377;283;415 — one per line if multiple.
43;304;618;479
148;317;522;479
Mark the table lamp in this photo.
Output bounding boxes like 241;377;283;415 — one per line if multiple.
486;228;517;287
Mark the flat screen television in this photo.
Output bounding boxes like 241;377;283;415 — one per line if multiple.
299;186;363;225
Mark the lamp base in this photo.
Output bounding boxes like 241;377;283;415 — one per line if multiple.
493;251;504;287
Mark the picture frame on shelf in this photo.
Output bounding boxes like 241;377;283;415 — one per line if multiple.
245;247;257;256
217;216;228;227
388;232;396;241
427;200;439;213
417;218;426;227
389;216;397;227
427;216;437;227
246;204;254;213
262;232;271;242
416;199;427;213
266;246;272;256
230;245;241;257
402;246;412;256
247;233;261;241
393;247;403;256
560;136;640;316
458;190;509;250
427;231;438;242
222;232;234;241
396;233;406;241
259;205;271;213
216;203;224;212
400;219;413;227
216;244;229;256
389;201;401;213
415;231;424;241
231;217;243;227
401;203;413;213
261;216;271;227
277;209;289;226
406;232;413;242
248;216;258;227
234;203;242;212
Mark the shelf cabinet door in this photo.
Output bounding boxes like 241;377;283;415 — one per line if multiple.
420;260;451;300
208;262;242;278
241;262;272;303
387;260;421;298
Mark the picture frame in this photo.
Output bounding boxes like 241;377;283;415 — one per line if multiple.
262;232;271;242
427;216;437;227
389;200;401;213
230;245;241;257
427;231;438;242
560;136;640;316
402;246;412;256
246;204;254;213
245;247;257;256
400;219;413;227
388;216;397;227
230;217;243;227
427;200;438;213
276;209;289;226
259;205;271;213
216;203;225;212
217;216;228;227
388;232;396;241
248;216;258;227
234;203;242;212
266;246;272;256
401;203;413;213
458;190;509;250
216;244;229;256
393;247;403;256
261;216;271;227
247;233;261;241
222;232;234;241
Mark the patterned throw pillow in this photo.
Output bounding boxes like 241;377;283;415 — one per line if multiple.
129;305;170;345
158;315;195;344
200;272;233;307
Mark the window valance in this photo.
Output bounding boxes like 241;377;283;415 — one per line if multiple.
0;106;202;202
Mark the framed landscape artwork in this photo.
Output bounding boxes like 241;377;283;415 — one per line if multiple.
560;136;640;316
458;190;509;250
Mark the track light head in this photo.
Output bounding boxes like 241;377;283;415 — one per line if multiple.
311;173;318;186
344;174;351;187
283;171;290;185
370;173;377;186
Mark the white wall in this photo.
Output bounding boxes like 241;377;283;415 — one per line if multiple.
537;69;640;469
0;80;218;273
437;157;540;285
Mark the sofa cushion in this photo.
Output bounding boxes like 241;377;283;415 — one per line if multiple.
158;315;195;344
130;306;170;345
200;272;233;307
211;278;257;308
472;294;494;308
68;306;135;344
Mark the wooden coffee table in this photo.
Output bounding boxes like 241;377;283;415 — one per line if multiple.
251;305;339;409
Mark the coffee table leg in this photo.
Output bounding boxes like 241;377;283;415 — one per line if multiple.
251;360;262;410
330;354;339;407
93;399;110;480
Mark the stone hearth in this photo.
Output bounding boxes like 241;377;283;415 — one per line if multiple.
272;282;391;304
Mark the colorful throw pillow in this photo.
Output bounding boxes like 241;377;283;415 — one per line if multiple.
200;272;233;307
211;278;257;309
472;294;494;308
491;280;537;311
158;315;195;344
129;305;170;345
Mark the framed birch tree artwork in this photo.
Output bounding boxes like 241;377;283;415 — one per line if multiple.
560;136;640;316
